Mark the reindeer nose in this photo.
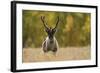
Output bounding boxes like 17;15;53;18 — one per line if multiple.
49;35;53;40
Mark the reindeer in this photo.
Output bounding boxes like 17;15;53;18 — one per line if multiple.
41;16;59;55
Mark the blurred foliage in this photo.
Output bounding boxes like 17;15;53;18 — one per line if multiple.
22;10;91;48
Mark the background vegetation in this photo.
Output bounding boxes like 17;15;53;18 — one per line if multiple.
22;10;91;48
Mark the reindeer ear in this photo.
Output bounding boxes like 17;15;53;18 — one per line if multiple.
45;28;49;33
52;28;57;33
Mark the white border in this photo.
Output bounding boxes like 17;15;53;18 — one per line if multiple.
16;3;96;70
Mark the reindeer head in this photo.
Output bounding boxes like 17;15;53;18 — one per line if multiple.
41;16;59;41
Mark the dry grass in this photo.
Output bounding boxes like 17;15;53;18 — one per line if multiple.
22;46;91;63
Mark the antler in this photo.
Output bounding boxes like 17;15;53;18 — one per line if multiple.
41;16;49;29
53;16;59;30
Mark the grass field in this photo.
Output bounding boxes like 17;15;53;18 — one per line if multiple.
22;46;91;63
